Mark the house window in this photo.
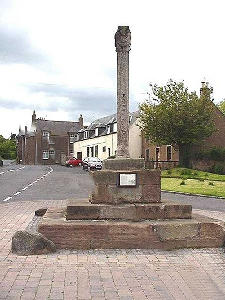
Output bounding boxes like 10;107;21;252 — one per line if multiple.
103;146;106;152
49;149;55;156
156;147;160;161
69;133;75;143
95;128;99;137
84;131;89;139
42;150;49;160
108;148;111;157
95;145;98;157
167;145;172;161
110;124;113;133
43;131;49;138
107;124;114;134
113;123;117;132
146;149;150;161
87;147;90;157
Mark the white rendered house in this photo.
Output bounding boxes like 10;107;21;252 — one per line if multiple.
73;112;142;161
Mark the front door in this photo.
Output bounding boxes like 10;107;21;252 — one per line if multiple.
77;152;82;160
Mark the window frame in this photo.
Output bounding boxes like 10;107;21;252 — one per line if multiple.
42;150;49;160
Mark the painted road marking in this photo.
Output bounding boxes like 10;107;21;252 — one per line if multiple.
2;167;53;202
14;192;21;196
3;196;12;202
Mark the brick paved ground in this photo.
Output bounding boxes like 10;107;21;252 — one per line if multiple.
0;200;224;300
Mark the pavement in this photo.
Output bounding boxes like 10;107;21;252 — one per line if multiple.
0;199;225;300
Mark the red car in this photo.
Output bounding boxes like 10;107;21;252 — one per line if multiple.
66;157;82;167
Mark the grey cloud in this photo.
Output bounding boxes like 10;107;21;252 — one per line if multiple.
0;82;137;124
26;83;116;115
0;27;48;65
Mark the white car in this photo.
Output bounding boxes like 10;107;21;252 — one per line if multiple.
82;157;102;171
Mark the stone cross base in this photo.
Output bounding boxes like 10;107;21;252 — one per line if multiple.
90;168;161;204
90;158;161;204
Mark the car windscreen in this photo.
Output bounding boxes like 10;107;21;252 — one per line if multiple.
89;158;101;162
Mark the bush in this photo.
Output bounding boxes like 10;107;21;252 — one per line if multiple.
180;169;192;176
195;147;225;162
208;163;225;175
180;180;186;185
208;182;214;186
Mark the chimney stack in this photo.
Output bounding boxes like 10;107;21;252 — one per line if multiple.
32;110;36;123
79;114;83;128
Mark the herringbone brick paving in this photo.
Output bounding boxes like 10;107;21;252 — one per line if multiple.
0;200;224;299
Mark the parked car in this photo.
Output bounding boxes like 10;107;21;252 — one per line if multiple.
66;157;83;167
82;157;102;171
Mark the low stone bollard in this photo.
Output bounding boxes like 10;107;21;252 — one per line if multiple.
12;230;56;255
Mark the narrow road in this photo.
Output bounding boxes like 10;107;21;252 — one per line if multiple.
0;165;94;203
162;191;225;212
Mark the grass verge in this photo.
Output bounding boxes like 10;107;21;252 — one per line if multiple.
161;168;225;197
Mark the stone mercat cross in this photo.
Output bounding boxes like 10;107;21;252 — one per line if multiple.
115;26;131;158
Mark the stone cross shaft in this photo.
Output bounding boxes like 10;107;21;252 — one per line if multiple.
115;26;131;158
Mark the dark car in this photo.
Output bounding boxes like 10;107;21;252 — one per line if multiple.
66;157;83;167
82;157;102;171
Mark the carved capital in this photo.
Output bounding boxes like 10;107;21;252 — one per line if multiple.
115;26;131;52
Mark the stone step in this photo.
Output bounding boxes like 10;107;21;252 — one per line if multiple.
38;208;225;250
66;202;192;221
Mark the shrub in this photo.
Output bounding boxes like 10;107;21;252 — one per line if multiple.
167;169;172;175
195;147;225;162
208;182;214;186
180;169;192;176
180;180;186;185
208;163;225;175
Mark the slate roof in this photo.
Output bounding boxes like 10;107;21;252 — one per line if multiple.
77;111;139;140
86;111;139;131
35;119;81;135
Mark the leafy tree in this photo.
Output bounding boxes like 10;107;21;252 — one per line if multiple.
0;135;16;159
217;99;225;114
139;80;215;167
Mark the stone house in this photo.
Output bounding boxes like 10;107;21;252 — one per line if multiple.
17;111;83;165
142;82;225;168
73;111;142;160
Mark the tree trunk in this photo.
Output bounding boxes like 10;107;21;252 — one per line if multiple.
179;144;192;168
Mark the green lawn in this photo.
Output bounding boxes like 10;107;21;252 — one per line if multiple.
161;168;225;197
161;167;225;181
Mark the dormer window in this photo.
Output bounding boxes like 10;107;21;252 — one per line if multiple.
107;124;114;134
43;131;49;138
95;128;99;137
113;123;117;132
84;131;89;139
69;133;75;143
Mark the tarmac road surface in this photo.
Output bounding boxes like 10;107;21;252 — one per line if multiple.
0;165;94;203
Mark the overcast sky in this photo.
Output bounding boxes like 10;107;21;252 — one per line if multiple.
0;0;225;138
